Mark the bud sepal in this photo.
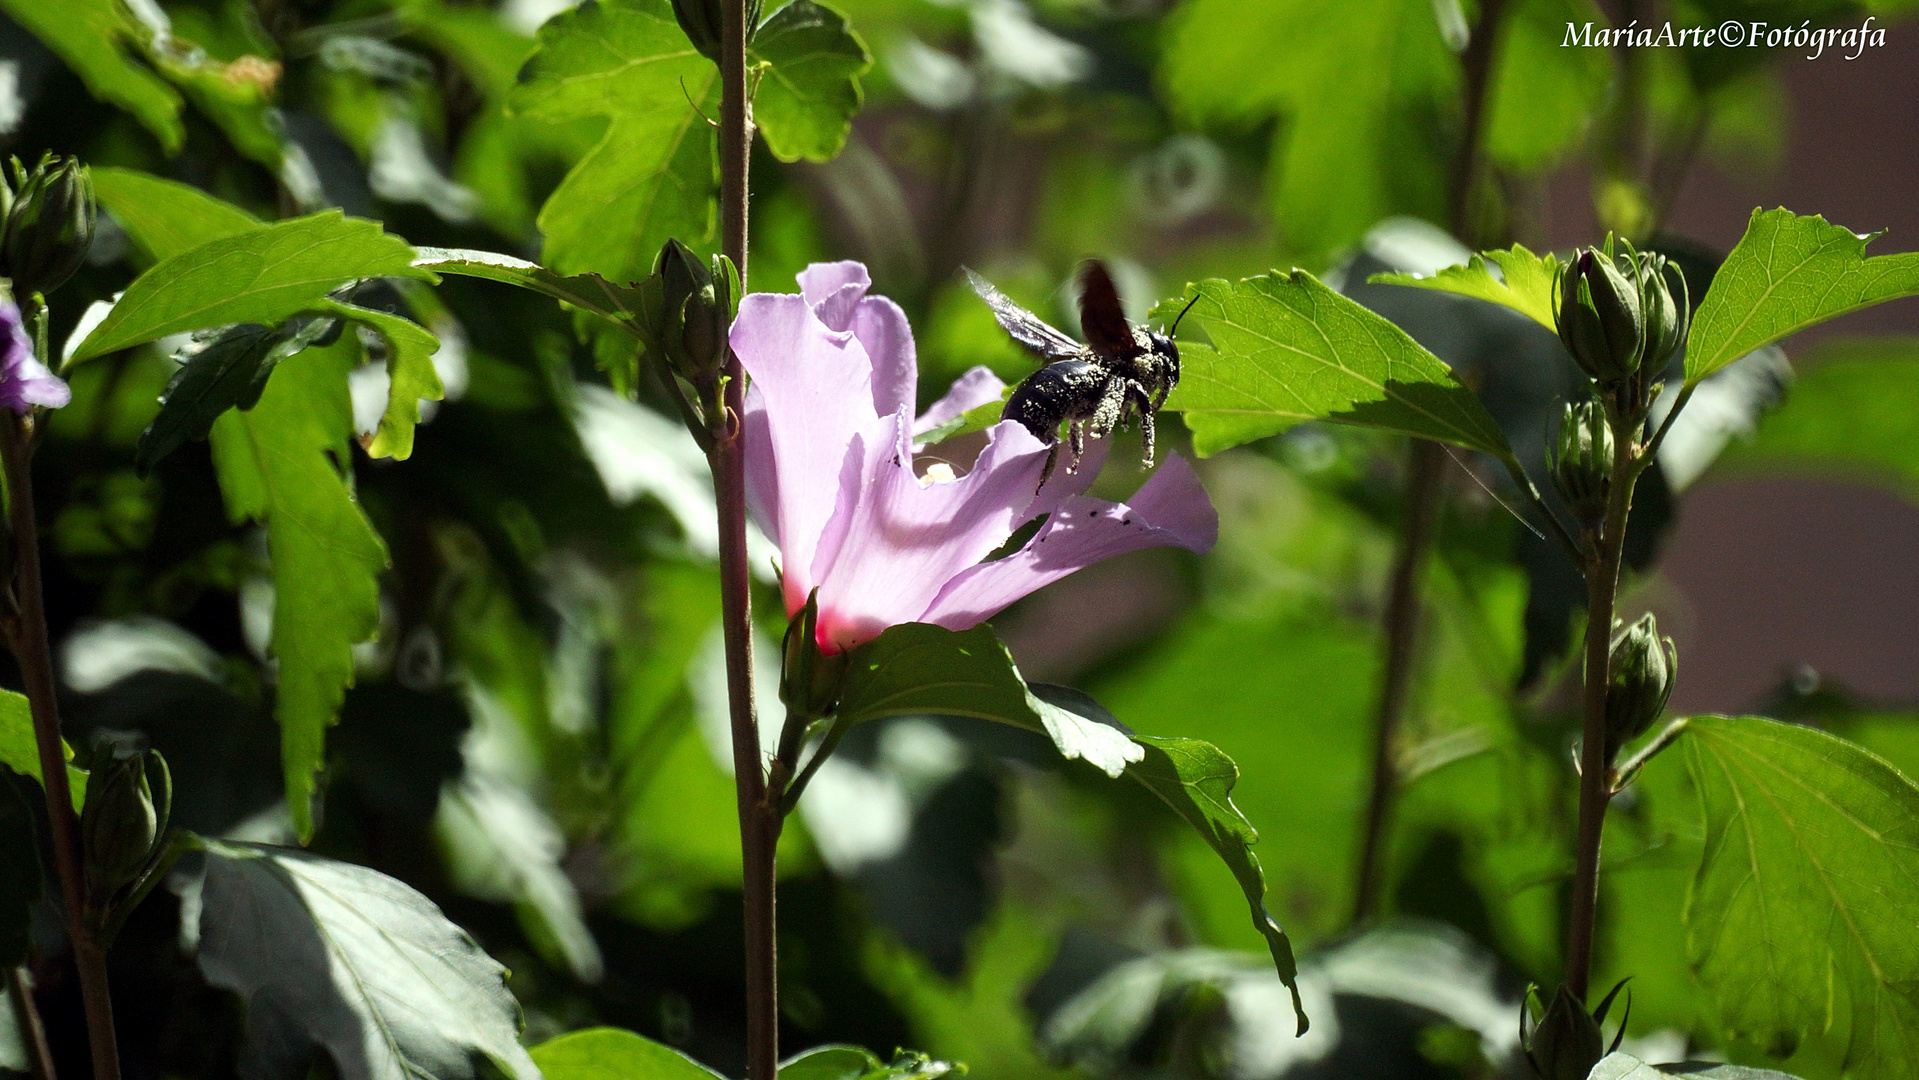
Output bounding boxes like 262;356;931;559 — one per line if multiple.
1523;980;1629;1080
1605;613;1677;763
1;154;96;298
80;746;175;932
1549;398;1614;532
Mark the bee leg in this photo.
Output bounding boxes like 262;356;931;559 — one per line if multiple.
1034;442;1060;494
1091;377;1127;441
1068;421;1087;467
1140;408;1157;470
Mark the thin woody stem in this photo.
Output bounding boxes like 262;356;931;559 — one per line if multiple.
712;1;778;1078
3;409;120;1080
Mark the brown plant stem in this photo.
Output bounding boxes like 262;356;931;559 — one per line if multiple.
2;414;119;1080
713;1;778;1078
1562;407;1642;1002
9;966;56;1080
1351;439;1446;926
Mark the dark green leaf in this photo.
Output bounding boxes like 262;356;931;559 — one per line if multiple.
1684;715;1919;1073
197;840;538;1080
1686;209;1919;384
531;1027;724;1080
0;774;40;969
1157;272;1513;459
410;247;650;333
92;168;264;262
747;0;870;163
1368;244;1563;332
779;1045;958;1080
0;0;184;152
209;340;388;841
1127;736;1306;1034
135;320;340;476
72;212;432;363
1711;336;1919;499
1589;1052;1809;1080
511;0;717;286
835;623;1142;778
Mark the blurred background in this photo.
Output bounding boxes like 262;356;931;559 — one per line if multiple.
2;0;1917;1078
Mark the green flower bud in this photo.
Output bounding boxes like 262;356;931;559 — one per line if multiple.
780;589;847;722
651;239;736;386
1606;613;1677;761
1525;985;1604;1080
670;0;763;62
1556;246;1643;384
1634;251;1688;378
81;748;171;899
1549;399;1613;529
2;154;96;298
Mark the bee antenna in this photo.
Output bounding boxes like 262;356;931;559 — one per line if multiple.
1167;290;1202;337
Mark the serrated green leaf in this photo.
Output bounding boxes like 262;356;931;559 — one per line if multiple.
209;340;388;841
73;211;432;363
779;1045;958;1080
833;622;1306;1032
411;247;650;332
1160;0;1454;264
533;1027;724;1080
1368;244;1563;332
1711;336;1919;499
1157;272;1513;459
92;168;265;262
0;775;40;969
198;840;539;1080
1686;209;1919;384
136;324;292;476
0;691;87;809
317;300;443;461
1684;715;1919;1074
747;0;870;163
0;0;185;152
1589;1052;1808;1080
836;623;1143;778
512;0;717;286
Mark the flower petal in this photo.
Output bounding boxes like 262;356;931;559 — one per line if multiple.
853;295;916;420
798;261;871;309
812;413;1050;652
919;453;1217;632
731;291;878;614
912;365;1006;438
0;301;68;414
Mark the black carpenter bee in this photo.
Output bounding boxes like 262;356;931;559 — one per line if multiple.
967;260;1195;483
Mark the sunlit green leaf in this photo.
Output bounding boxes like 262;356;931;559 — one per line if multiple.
532;1027;724;1080
511;0;717;286
0;691;87;809
1686;209;1919;384
1368;244;1563;332
198;840;539;1080
1711;336;1919;499
0;0;184;152
411;247;649;332
209;340;388;841
748;0;871;163
318;300;444;461
916;392;1009;447
1157;272;1513;458
1483;0;1610;172
72;212;432;363
1684;715;1919;1073
779;1045;958;1080
92;167;264;262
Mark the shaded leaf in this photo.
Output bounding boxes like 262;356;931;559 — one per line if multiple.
916;392;1009;447
411;247;650;332
1686;209;1919;384
0;690;87;809
135;320;339;476
1368;244;1563;332
532;1027;724;1080
1711;336;1919;499
1684;715;1919;1074
511;0;716;286
197;840;538;1080
0;0;184;152
779;1045;958;1080
72;212;432;363
1157;272;1513;459
0;774;39;968
748;0;871;163
836;623;1142;778
209;340;388;841
92;168;265;262
1589;1052;1808;1080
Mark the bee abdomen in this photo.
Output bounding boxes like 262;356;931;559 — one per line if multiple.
1003;359;1105;442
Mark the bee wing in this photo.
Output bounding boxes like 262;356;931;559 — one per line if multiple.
1076;259;1140;359
965;268;1085;362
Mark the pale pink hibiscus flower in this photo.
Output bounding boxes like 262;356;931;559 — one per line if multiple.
732;261;1216;655
0;298;69;413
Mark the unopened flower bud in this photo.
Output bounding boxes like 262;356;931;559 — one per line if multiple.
1606;613;1676;761
1525;984;1605;1080
1549;399;1613;529
81;748;171;898
2;154;95;298
1557;246;1643;384
650;239;736;385
781;589;847;721
1634;251;1688;378
670;0;763;62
